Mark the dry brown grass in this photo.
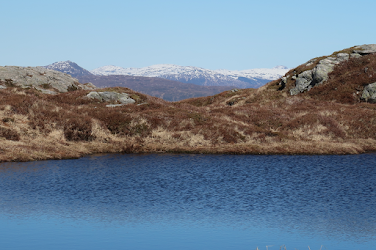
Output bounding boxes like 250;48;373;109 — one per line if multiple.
2;52;376;162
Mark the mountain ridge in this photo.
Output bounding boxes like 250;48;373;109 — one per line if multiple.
44;60;93;78
44;61;235;101
90;64;289;88
43;61;289;89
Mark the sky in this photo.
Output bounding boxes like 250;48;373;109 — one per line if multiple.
1;0;375;71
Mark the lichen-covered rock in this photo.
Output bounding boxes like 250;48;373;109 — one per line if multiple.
86;91;102;101
87;91;135;106
311;60;335;84
0;66;95;93
80;82;96;90
353;44;376;55
290;70;313;95
361;82;376;103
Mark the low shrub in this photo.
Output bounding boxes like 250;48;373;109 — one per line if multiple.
47;90;93;106
0;127;20;141
67;84;78;92
0;92;37;115
2;117;15;123
63;117;95;141
90;109;132;135
41;83;51;89
3;79;15;87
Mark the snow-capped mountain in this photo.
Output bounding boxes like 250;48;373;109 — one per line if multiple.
91;64;289;88
44;60;290;89
44;61;93;78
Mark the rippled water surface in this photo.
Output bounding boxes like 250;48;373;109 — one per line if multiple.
0;154;375;250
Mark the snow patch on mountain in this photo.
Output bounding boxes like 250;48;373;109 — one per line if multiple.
216;65;290;81
91;64;290;88
44;61;93;78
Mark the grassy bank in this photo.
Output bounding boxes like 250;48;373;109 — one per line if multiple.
2;53;376;162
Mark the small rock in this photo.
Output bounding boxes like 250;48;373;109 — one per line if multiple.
361;82;376;102
106;104;127;108
350;53;362;59
119;96;136;105
79;82;96;90
87;91;103;101
335;53;350;62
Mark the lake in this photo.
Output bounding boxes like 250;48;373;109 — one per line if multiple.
0;153;375;250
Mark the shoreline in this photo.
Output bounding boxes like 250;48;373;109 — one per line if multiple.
2;138;376;163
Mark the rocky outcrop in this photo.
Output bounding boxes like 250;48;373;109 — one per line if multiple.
353;44;376;55
0;66;95;93
289;44;376;95
361;82;376;103
86;91;135;107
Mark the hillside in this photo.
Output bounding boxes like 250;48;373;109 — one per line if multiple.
76;75;233;102
2;44;376;162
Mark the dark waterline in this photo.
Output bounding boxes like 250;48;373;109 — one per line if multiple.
0;153;375;250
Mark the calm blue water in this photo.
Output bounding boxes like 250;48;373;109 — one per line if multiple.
0;153;375;250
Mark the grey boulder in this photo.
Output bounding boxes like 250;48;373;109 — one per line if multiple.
87;91;136;106
290;70;313;95
361;82;376;103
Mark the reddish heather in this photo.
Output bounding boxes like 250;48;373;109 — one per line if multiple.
1;53;376;162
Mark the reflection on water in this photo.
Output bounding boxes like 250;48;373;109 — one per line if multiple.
0;154;375;249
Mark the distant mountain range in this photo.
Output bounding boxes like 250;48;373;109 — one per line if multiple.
91;64;289;88
43;61;233;101
44;61;289;89
43;61;289;101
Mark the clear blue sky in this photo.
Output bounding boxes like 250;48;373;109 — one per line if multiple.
1;0;375;70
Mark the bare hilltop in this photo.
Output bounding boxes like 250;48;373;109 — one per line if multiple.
1;44;376;162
